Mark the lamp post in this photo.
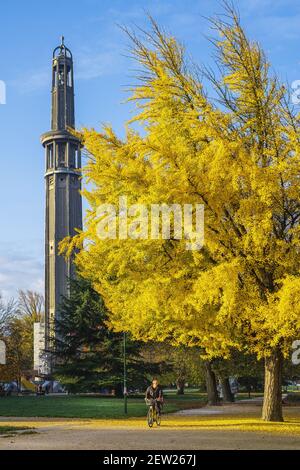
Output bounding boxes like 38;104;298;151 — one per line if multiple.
123;332;128;414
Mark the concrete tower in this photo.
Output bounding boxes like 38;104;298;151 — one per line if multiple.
40;37;82;367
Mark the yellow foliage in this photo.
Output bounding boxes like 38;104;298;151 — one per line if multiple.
61;12;300;363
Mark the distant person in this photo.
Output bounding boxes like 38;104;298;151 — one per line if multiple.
145;378;164;415
36;384;44;396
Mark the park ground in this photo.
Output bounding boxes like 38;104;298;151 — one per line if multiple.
1;394;300;449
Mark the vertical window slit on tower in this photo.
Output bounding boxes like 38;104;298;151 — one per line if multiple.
67;68;72;87
58;143;66;167
47;143;54;169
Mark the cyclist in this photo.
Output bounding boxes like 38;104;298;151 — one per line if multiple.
145;378;164;416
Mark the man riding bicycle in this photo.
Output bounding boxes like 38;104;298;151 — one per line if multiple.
145;378;164;416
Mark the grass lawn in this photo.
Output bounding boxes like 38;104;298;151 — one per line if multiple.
0;392;206;419
235;393;264;400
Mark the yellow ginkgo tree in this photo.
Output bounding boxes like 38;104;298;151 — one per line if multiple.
62;7;300;422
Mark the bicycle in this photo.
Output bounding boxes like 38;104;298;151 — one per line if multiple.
145;398;162;427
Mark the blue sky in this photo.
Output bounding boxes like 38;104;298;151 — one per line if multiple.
0;0;300;300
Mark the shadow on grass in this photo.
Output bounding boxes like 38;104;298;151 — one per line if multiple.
0;426;33;436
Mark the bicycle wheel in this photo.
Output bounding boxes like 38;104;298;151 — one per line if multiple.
147;406;154;427
156;412;161;426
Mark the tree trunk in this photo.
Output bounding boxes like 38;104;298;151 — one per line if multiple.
262;349;283;422
220;377;234;402
114;383;124;398
176;378;185;395
205;361;219;405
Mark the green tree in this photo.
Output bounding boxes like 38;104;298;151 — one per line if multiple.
141;343;206;394
213;353;264;401
53;277;157;394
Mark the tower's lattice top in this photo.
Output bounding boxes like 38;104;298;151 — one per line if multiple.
51;36;75;131
53;35;73;60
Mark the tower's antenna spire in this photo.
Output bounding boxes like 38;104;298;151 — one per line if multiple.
60;35;65;47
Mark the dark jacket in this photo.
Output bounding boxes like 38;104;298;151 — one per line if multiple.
146;385;164;401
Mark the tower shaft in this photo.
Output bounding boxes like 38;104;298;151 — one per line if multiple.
41;41;82;369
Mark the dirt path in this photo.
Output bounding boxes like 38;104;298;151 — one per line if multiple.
1;425;300;450
174;403;262;416
1;403;300;450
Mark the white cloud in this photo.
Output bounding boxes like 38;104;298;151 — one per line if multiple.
11;69;50;94
76;47;122;80
0;245;44;301
250;14;300;41
10;45;122;93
